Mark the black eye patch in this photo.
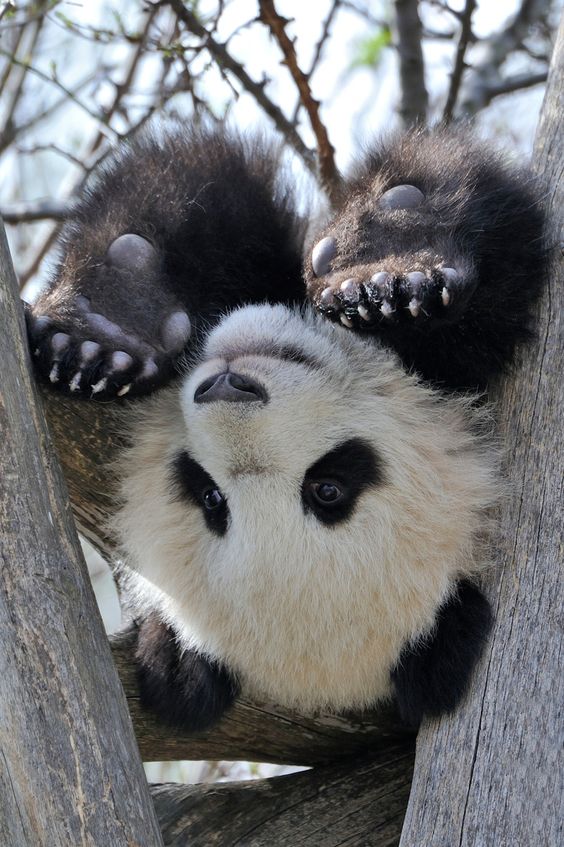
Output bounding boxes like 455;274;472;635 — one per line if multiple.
170;450;229;536
301;438;384;526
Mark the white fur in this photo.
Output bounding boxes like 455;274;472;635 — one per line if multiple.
114;305;498;713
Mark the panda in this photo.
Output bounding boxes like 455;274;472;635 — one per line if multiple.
26;126;546;731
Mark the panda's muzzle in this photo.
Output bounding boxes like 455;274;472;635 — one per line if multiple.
193;371;268;404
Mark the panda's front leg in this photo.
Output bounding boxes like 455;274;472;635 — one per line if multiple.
390;580;493;728
135;613;240;732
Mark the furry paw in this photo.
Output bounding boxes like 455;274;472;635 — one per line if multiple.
311;260;473;331
26;233;191;399
390;580;492;727
135;615;239;732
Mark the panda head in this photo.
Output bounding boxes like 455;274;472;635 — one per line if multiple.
116;304;498;711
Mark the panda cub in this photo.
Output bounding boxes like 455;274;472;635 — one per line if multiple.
27;127;546;730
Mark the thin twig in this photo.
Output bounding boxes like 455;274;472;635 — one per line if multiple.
0;6;47;137
88;4;158;154
0;48;118;136
340;0;386;28
0;72;98;155
258;0;341;204
1;200;71;223
290;0;341;126
442;0;476;124
0;10;25;95
15;7;159;289
16;143;86;169
162;0;316;177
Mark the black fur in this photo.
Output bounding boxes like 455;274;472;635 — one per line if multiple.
390;579;493;727
136;613;239;731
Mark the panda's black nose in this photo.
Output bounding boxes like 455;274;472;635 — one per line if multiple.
193;371;268;404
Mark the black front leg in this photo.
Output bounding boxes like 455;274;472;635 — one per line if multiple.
135;614;239;732
391;579;493;728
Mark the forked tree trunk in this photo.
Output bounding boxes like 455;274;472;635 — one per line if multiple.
0;234;164;843
400;16;564;846
0;16;561;845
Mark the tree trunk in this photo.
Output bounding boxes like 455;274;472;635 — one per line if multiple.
400;14;564;847
0;226;164;845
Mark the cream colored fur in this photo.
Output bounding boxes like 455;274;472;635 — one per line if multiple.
114;305;498;713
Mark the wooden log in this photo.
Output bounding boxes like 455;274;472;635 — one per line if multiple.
0;226;164;845
399;16;564;847
112;627;412;767
150;745;414;847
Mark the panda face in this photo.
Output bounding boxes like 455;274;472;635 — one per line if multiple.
116;305;498;712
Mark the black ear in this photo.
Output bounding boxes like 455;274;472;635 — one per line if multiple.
391;579;493;728
135;613;240;732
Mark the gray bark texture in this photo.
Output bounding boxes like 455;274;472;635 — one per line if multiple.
400;14;564;847
0;227;164;845
151;747;413;847
394;0;428;126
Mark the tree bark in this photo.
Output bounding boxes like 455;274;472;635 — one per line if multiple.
394;0;428;126
151;747;413;847
0;226;164;845
399;14;563;846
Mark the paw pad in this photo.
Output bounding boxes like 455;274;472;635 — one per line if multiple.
311;236;337;277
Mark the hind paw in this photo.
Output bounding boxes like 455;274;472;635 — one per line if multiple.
26;232;191;399
313;265;473;330
26;298;190;399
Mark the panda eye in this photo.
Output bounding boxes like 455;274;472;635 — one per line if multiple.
309;481;343;505
301;439;384;526
203;487;224;510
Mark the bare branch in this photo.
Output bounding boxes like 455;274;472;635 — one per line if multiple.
258;0;341;204
290;0;342;126
442;0;477;124
0;6;46;140
457;0;551;116
0;9;25;95
88;4;158;155
17;143;86;168
484;68;548;100
0;48;118;136
0;71;98;155
340;0;386;28
162;0;316;178
1;200;71;223
394;0;428;127
0;212;164;847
